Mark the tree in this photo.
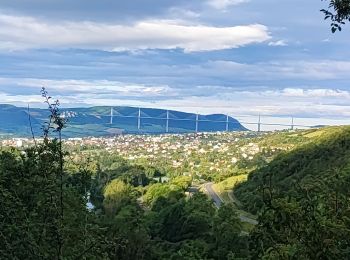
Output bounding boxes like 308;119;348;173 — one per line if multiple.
120;165;150;187
170;175;192;191
250;194;350;259
143;183;183;208
213;204;247;259
321;0;350;32
100;204;151;260
0;137;100;259
0;90;104;259
103;179;133;215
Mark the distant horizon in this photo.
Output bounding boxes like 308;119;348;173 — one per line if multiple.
2;101;348;119
2;102;350;132
1;0;350;125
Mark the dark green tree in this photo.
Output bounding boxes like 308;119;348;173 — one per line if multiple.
213;204;248;259
322;0;350;32
0;89;102;259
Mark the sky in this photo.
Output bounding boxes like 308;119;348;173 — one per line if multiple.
1;0;350;129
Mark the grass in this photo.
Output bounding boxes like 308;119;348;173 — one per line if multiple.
212;174;248;201
303;128;328;138
212;175;257;220
212;174;258;232
241;222;255;233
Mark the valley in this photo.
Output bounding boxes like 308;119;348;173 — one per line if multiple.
2;122;350;258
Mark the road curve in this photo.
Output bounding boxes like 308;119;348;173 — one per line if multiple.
204;182;258;225
204;182;222;208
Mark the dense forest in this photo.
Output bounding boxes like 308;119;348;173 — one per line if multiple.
235;126;350;258
1;97;350;259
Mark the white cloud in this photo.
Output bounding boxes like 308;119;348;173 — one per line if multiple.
2;77;350;123
0;13;270;52
207;0;249;9
5;77;349;101
276;60;350;80
281;88;350;98
167;8;201;19
0;77;176;97
205;59;350;80
268;40;288;46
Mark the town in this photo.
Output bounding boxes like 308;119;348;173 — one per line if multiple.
1;129;310;183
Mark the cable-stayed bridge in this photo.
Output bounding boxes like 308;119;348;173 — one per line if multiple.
1;104;348;137
82;107;317;133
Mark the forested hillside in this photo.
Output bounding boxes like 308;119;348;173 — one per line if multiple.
235;126;350;213
234;126;350;258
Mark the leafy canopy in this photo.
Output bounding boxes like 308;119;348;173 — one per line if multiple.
322;0;350;32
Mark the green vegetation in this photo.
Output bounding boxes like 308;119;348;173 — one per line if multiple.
103;179;133;214
60;129;319;185
0;139;252;259
0;141;98;259
1;92;350;258
321;0;350;32
234;126;350;258
213;174;248;200
235;126;350;214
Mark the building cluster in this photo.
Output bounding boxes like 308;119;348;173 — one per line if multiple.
1;131;295;179
1;138;36;148
69;132;271;177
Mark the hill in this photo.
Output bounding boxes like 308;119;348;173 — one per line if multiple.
234;126;350;214
2;121;349;258
230;126;350;258
0;104;246;137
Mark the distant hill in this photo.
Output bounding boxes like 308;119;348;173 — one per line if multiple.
0;104;247;137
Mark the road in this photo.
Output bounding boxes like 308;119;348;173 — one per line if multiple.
204;182;258;225
204;182;222;208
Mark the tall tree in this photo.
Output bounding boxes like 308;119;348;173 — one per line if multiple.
0;90;102;259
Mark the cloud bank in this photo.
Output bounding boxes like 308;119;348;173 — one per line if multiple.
1;77;350;121
0;14;270;52
207;0;250;9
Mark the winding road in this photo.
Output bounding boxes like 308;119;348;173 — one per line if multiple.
204;182;258;225
204;182;222;208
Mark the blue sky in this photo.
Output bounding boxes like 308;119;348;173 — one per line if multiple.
1;0;350;125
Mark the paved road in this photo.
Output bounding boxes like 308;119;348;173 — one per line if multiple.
204;182;222;208
239;215;258;225
204;182;258;225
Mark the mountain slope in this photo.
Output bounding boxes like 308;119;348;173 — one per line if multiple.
232;126;350;258
0;105;44;136
0;105;246;137
234;126;350;214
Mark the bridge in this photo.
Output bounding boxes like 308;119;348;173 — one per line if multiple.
88;107;316;133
